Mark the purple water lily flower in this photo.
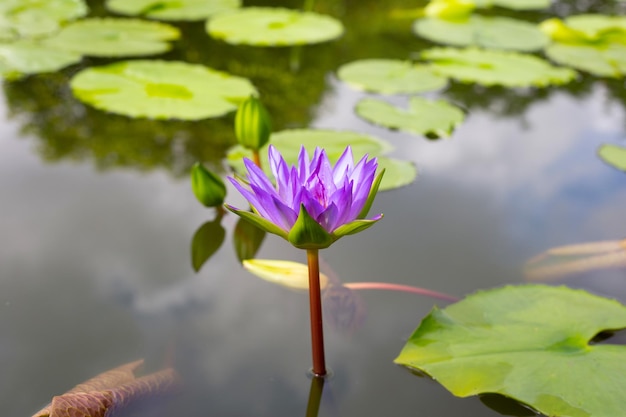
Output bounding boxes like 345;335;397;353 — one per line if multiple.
226;145;384;249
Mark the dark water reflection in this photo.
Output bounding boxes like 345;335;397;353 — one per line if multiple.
1;0;626;416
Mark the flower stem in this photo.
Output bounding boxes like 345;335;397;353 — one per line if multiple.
252;150;262;169
305;376;325;417
343;282;458;302
307;249;327;376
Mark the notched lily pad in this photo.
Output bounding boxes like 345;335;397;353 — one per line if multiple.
42;18;180;57
206;7;344;46
0;0;87;40
396;285;626;417
422;47;576;87
413;16;548;51
226;129;417;191
0;40;81;79
70;60;257;120
598;144;626;171
106;0;241;21
336;59;448;95
356;97;465;138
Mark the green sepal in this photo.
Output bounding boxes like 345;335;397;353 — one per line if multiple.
235;95;272;151
357;168;385;219
224;205;288;239
191;162;227;207
333;216;383;238
288;204;334;249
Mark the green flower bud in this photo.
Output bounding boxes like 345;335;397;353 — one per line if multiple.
235;96;272;151
191;162;226;207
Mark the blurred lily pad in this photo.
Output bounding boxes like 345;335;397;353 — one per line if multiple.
422;47;576;87
0;0;87;40
226;129;416;191
545;43;626;78
243;259;330;291
70;60;257;119
356;97;464;138
396;285;626;417
473;0;549;10
598;144;626;171
0;40;81;79
106;0;241;21
336;59;448;95
206;7;344;46
42;18;180;57
565;14;626;39
413;16;548;51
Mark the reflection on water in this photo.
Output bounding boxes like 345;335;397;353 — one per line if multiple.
1;0;626;416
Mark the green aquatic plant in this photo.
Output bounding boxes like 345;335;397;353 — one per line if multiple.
235;95;273;167
70;60;257;119
598;144;626;172
0;41;82;80
0;0;87;40
106;0;241;21
206;7;344;46
396;285;626;417
191;162;227;208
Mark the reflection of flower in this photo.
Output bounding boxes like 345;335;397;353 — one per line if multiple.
226;145;384;249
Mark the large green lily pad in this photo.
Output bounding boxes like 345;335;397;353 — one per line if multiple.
545;43;626;78
0;0;87;40
413;16;548;51
106;0;241;21
336;59;447;95
598;144;626;171
396;285;626;417
206;7;344;46
226;129;416;191
70;60;257;120
565;14;626;39
422;47;576;87
42;18;180;57
356;97;464;138
0;40;81;79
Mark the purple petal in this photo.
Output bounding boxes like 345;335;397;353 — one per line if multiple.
332;146;354;184
228;177;274;221
270;195;298;229
297;146;310;182
244;158;277;197
317;202;340;231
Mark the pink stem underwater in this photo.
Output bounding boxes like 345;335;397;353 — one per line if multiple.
343;282;459;302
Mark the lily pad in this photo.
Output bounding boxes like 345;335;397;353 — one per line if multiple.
474;0;549;10
206;7;344;46
42;18;180;57
336;59;448;95
243;259;331;291
413;16;548;51
0;0;87;40
226;129;417;191
70;60;257;120
395;285;626;417
422;47;577;87
356;97;464;138
565;14;626;39
106;0;241;21
598;144;626;171
545;43;626;78
0;40;81;80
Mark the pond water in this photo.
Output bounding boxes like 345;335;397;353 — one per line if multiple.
1;0;626;416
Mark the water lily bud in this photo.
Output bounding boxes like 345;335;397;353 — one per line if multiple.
235;96;272;151
191;162;226;207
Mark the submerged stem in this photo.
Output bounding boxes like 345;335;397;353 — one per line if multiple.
343;282;458;302
307;249;327;376
305;376;325;417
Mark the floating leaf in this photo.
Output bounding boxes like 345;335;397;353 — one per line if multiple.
226;129;416;191
243;259;330;291
545;43;626;78
0;0;87;40
525;239;626;281
356;97;464;138
191;218;226;272
422;47;576;87
336;59;447;95
396;285;626;417
413;16;548;51
106;0;241;21
473;0;549;10
0;40;81;79
598;144;626;171
564;14;626;40
206;7;344;46
42;18;180;57
33;359;181;417
70;60;257;120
